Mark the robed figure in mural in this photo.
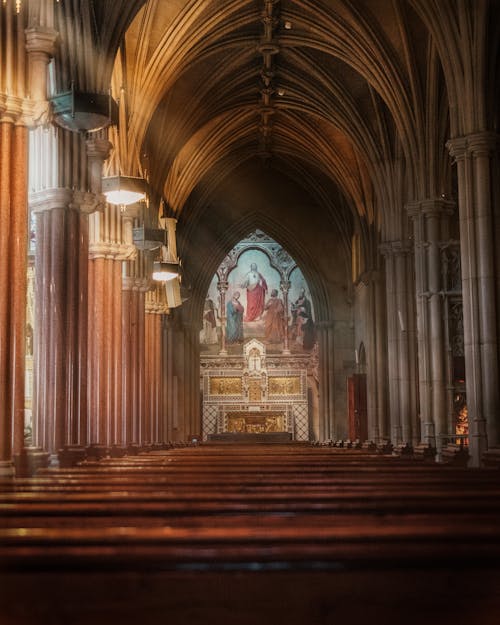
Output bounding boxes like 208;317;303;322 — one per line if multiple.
226;291;244;343
240;262;268;321
264;289;285;343
202;298;218;344
291;288;315;350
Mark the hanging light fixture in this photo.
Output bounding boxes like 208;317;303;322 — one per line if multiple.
102;175;146;206
152;260;179;281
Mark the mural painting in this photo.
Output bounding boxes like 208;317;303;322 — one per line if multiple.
199;232;316;355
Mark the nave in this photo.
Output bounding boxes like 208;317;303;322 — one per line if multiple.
1;443;500;625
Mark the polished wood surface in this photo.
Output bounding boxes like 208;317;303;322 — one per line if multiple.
1;444;500;625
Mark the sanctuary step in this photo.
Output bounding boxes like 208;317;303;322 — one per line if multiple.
1;444;500;625
206;432;293;443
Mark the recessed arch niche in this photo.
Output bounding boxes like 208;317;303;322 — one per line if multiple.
199;230;319;441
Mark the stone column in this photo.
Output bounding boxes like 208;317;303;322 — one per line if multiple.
88;204;136;455
280;280;291;354
380;241;416;445
24;25;56;110
121;251;149;451
218;280;228;355
31;189;97;464
145;286;169;445
316;321;335;441
162;313;176;442
448;132;500;465
380;244;401;444
0;105;29;476
408;200;454;457
364;270;387;443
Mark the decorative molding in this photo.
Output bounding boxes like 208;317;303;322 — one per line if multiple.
89;241;137;261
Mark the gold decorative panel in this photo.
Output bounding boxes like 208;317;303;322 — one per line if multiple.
227;413;286;433
209;377;242;396
248;378;262;402
268;376;301;395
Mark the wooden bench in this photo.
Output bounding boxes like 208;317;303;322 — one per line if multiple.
1;444;500;625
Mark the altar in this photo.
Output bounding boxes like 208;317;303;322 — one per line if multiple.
201;340;309;441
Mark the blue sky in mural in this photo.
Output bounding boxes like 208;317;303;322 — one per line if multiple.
200;232;315;354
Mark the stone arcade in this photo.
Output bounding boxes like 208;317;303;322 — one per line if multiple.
0;1;499;624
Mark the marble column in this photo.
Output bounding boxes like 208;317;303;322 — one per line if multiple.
380;241;417;445
408;200;454;457
88;204;136;454
218;280;228;355
145;285;168;444
121;259;149;450
316;321;335;441
145;285;169;445
0;108;30;476
162;313;176;442
280;280;291;354
448;132;500;465
364;270;388;443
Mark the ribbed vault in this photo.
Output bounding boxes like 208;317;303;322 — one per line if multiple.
93;0;497;319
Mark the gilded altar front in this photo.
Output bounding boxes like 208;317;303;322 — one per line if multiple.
201;339;309;441
227;412;286;433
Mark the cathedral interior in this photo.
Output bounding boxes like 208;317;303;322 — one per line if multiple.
0;0;500;623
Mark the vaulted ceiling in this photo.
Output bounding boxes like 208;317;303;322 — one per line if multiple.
52;0;499;311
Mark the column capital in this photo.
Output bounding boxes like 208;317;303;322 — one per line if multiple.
70;190;106;214
406;198;455;219
0;94;52;128
86;137;113;162
217;280;229;292
30;188;105;215
30;187;74;213
90;242;136;261
122;275;150;291
25;26;57;57
379;239;412;257
447;132;500;160
0;94;24;124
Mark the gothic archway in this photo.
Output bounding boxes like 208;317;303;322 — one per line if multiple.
199;230;318;442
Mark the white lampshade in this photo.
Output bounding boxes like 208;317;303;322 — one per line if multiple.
152;261;179;282
102;175;146;206
165;276;182;308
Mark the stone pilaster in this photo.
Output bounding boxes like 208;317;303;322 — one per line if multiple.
0;103;28;476
316;320;335;441
407;199;454;458
88;203;136;452
447;132;500;465
380;241;417;446
145;285;169;446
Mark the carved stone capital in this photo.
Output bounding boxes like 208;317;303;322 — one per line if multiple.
25;26;58;57
70;190;106;214
379;239;412;257
447;132;499;161
86;137;113;162
89;242;137;261
30;188;105;215
0;94;23;124
30;187;74;213
406;199;455;220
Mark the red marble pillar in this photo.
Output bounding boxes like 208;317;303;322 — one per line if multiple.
0;118;30;476
31;189;90;466
145;287;167;446
10;124;28;455
122;284;134;448
144;308;152;443
0;121;14;476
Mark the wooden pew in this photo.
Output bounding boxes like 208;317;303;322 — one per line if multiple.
1;444;500;625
